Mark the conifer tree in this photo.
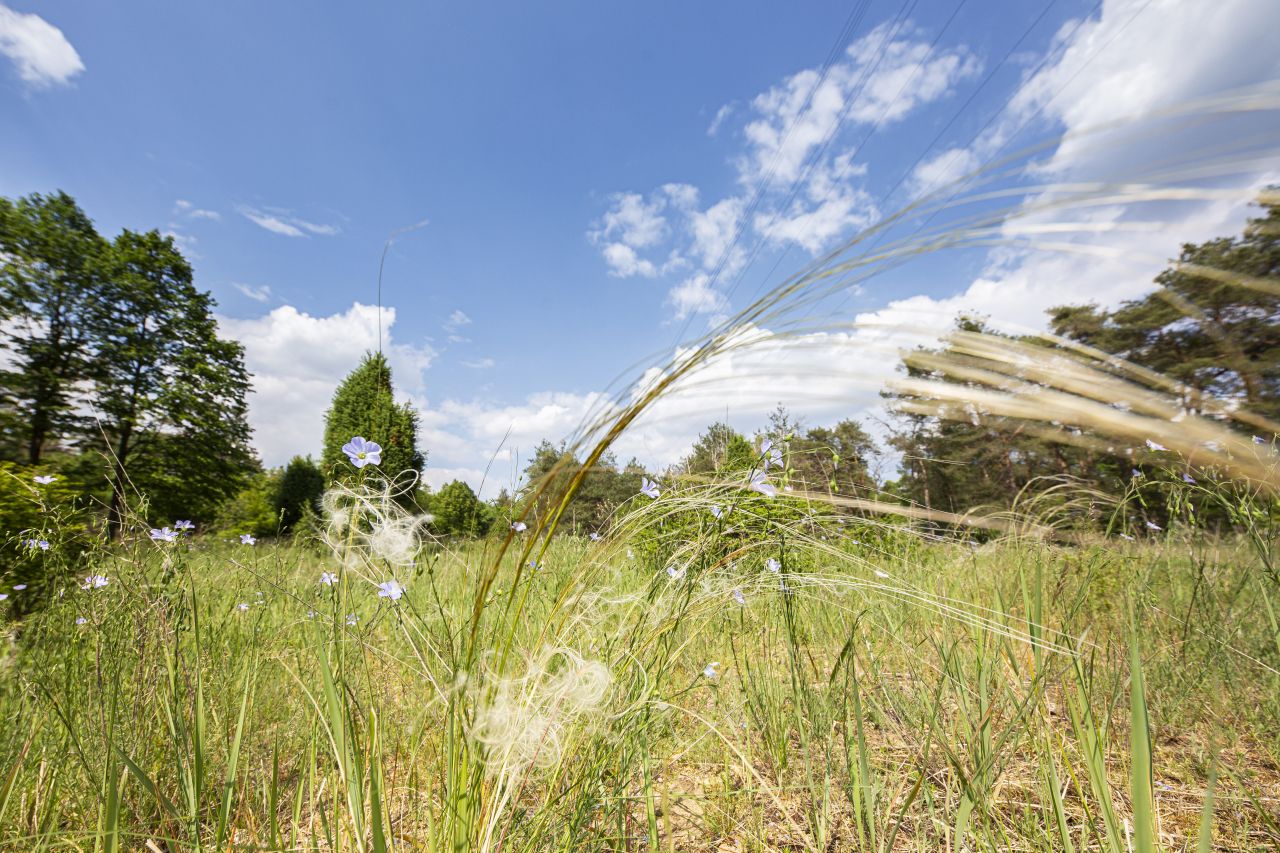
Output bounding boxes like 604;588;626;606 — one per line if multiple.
321;352;424;487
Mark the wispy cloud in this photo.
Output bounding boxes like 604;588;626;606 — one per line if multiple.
443;309;472;342
461;357;495;369
0;4;83;88
174;199;221;221
233;282;272;303
239;206;340;238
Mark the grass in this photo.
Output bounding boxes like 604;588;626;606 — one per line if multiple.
1;492;1277;851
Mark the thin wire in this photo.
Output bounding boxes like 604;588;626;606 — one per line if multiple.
376;219;430;355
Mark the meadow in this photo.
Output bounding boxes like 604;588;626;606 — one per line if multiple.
1;476;1277;852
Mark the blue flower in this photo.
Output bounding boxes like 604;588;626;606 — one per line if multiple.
80;575;109;590
589;532;602;542
377;579;405;601
345;613;359;626
12;584;26;591
748;470;777;498
710;505;724;519
240;534;257;546
174;519;195;531
511;521;527;533
342;436;383;469
1182;473;1195;484
237;603;250;612
1145;439;1167;452
761;439;783;470
640;477;661;499
765;558;781;574
732;588;745;606
319;571;338;586
1145;520;1162;531
25;538;49;551
702;661;720;679
666;565;686;581
33;475;56;485
150;527;178;542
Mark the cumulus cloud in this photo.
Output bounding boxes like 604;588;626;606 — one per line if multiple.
740;21;980;188
0;4;83;88
589;19;980;317
219;303;435;466
601;242;658;278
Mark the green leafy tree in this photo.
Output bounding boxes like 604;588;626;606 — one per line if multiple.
87;230;256;533
0;192;107;464
681;422;756;476
321;353;424;490
429;479;492;538
215;469;283;538
759;405;878;494
517;441;645;534
274;456;325;533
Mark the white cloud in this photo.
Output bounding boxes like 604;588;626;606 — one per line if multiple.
233;282;272;302
241;209;304;238
707;103;734;136
461;357;495;369
0;4;83;88
592;191;668;249
218;303;436;467
740;21;981;189
911;0;1280;195
601;242;658;278
445;309;471;331
175;199;221;221
754;153;877;252
667;272;728;320
239;206;340;238
590;20;981;317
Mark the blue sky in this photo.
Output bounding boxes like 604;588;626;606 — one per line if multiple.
3;0;1279;494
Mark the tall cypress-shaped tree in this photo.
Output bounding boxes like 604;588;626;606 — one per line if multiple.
321;353;424;487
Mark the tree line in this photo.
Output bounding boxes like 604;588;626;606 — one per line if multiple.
3;187;1275;547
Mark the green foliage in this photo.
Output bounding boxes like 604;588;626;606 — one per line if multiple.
761;406;878;495
428;479;493;538
321;352;423;491
518;440;645;534
273;456;325;533
214;469;283;538
87;229;257;531
0;191;106;464
681;422;756;476
0;462;92;612
0;192;257;532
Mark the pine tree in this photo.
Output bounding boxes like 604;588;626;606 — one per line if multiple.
321;352;424;489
